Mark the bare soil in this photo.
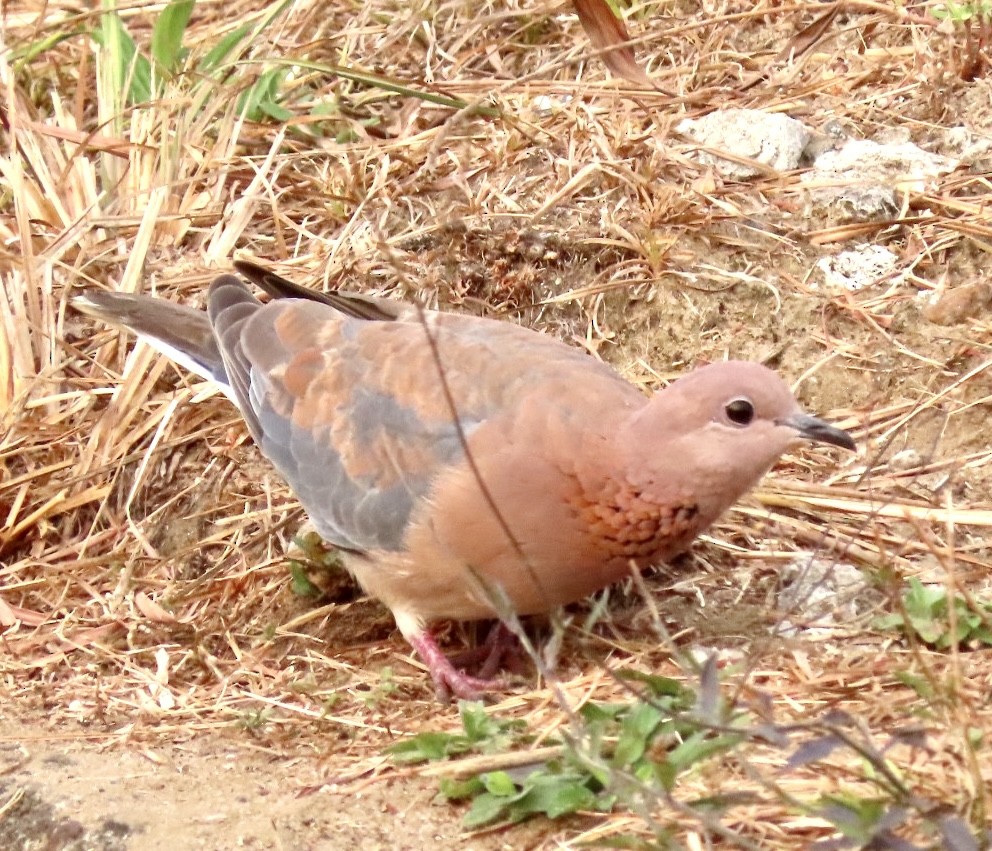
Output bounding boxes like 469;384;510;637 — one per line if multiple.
1;714;539;851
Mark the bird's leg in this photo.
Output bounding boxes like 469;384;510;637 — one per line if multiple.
445;621;519;676
474;622;522;680
406;630;507;703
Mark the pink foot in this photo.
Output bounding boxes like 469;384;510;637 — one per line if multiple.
407;630;508;703
448;622;521;680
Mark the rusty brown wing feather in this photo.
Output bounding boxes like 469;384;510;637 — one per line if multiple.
205;280;465;552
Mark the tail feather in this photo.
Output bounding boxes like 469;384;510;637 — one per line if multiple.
71;263;409;405
70;290;228;388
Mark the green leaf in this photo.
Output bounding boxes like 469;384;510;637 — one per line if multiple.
151;0;194;75
872;613;905;631
236;67;290;122
199;0;292;76
933;1;992;21
612;703;664;768
518;774;596;818
387;731;469;763
480;771;518;797
817;795;890;841
227;54;493;114
667;731;743;774
260;101;294;122
464;792;512;828
198;23;253;74
875;578;992;649
439;776;484;801
95;9;153;104
893;671;934;699
907;613;945;645
972;624;992;645
12;30;82;66
904;578;945;618
462;771;600;827
288;562;320;597
459;701;498;742
650;757;678;792
579;702;626;723
615;669;691;703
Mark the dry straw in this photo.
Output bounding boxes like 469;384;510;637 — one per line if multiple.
2;0;991;845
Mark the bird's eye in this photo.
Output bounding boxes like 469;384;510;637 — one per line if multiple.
725;398;755;426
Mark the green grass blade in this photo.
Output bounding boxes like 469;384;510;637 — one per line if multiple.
198;22;254;74
244;56;497;114
198;0;293;75
151;0;195;75
95;5;153;103
236;67;290;121
11;30;83;67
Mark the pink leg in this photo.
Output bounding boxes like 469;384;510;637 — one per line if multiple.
407;630;507;703
475;622;521;680
446;622;520;676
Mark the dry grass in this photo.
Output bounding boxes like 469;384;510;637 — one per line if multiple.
3;0;992;846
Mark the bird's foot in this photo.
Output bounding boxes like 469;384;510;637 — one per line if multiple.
407;631;508;703
448;622;524;680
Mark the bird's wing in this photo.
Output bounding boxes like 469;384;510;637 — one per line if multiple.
233;259;408;322
206;276;634;554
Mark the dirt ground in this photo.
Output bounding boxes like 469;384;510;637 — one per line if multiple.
1;714;555;850
4;1;992;848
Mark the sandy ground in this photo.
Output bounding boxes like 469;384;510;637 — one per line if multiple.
0;712;563;850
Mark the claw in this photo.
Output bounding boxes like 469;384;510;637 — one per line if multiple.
407;630;508;702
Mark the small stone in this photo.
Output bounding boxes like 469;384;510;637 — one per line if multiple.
804;138;958;222
777;556;878;637
815;244;901;291
676;108;811;180
889;449;923;471
922;283;992;325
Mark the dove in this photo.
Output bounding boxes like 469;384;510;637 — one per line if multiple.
71;260;855;700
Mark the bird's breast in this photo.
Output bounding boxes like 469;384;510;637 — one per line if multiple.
565;478;702;563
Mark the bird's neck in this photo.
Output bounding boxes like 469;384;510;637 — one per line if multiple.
611;408;744;543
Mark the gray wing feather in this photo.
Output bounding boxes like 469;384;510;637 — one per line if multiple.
207;277;266;443
209;282;467;554
250;372;465;553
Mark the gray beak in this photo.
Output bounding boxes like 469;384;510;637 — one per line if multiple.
779;413;856;451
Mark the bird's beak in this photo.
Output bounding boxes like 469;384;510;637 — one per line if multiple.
779;413;856;451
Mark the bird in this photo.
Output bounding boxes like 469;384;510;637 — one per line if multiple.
71;260;855;700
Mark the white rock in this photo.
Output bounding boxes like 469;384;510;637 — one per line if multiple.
809;138;957;191
944;125;992;166
802;139;958;199
889;448;923;471
776;555;878;637
815;244;901;291
676;108;812;179
804;138;958;219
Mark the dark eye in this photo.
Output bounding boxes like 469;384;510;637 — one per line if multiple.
725;398;755;426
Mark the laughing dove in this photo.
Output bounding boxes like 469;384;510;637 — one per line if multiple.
72;260;854;700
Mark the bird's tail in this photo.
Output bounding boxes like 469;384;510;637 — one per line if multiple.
70;288;228;388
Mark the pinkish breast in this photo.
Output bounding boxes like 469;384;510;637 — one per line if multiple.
565;478;702;564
